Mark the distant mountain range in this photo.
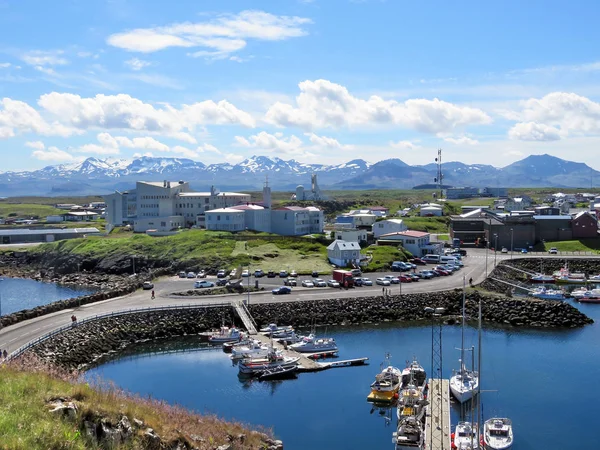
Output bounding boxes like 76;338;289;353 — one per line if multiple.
0;154;598;196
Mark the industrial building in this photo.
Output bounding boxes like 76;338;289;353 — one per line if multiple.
0;228;100;245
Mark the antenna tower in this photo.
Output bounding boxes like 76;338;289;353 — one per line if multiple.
429;310;444;450
434;148;443;200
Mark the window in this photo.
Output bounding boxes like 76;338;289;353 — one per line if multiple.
217;215;221;221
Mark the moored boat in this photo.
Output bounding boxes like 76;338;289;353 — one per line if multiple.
576;292;600;303
393;415;425;449
258;364;298;381
453;421;481;449
529;273;555;283
289;333;338;353
553;266;587;284
260;323;294;335
208;326;244;344
483;418;513;450
400;358;427;391
230;340;270;360
528;286;566;300
367;354;401;403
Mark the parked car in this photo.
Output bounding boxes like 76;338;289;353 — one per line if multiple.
254;269;264;277
196;271;206;278
350;269;362;277
217;269;227;278
272;286;292;295
311;270;319;277
398;275;413;283
327;279;340;288
142;281;154;290
241;269;250;277
433;268;449;276
501;247;508;253
360;277;373;286
301;280;315;288
416;271;434;279
521;248;528;254
216;278;228;286
187;272;196;278
229;269;237;277
313;278;327;287
549;247;558;254
410;258;427;265
284;277;297;286
267;270;277;278
376;277;391;286
194;280;215;288
279;270;289;278
383;275;400;284
353;277;363;286
407;273;420;282
178;271;187;278
289;270;298;278
391;261;410;272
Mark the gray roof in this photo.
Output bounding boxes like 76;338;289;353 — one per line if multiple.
327;240;361;250
532;215;571;220
0;228;100;236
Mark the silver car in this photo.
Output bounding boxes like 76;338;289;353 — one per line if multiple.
376;277;391;286
313;278;327;287
361;277;373;286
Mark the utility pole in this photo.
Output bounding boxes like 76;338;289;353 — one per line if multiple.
434;149;443;200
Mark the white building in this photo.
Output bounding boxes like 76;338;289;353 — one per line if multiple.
334;228;368;243
205;208;246;231
377;230;443;257
327;240;361;267
373;219;408;238
271;206;324;236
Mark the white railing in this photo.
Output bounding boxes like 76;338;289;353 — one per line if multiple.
6;301;231;362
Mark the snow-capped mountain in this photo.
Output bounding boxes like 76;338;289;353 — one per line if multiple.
0;154;597;196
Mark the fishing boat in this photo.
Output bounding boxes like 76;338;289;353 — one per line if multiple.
588;274;600;282
553;266;587;284
400;358;427;391
529;274;555;283
367;353;402;403
483;418;513;450
259;323;294;335
238;352;300;375
258;364;298;381
289;333;338;353
393;415;425;449
208;326;244;344
450;278;479;404
230;340;270;360
575;291;600;303
274;331;303;345
528;286;566;300
453;421;481;450
569;287;600;299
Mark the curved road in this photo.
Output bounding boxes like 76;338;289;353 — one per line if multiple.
0;250;588;355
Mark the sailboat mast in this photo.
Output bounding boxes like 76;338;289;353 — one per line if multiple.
476;296;482;443
461;276;466;374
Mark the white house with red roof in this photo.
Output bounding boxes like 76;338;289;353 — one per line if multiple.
377;230;443;257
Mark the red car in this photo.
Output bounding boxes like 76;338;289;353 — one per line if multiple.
433;268;450;276
410;258;427;265
399;275;413;283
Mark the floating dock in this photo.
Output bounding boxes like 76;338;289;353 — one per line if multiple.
424;378;451;450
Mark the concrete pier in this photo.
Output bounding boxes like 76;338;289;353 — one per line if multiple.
425;378;451;450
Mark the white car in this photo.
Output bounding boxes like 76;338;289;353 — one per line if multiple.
376;278;391;286
383;275;400;284
501;247;508;253
229;269;237;277
313;278;327;287
186;272;196;278
327;279;340;288
241;269;250;277
361;277;373;286
301;280;315;288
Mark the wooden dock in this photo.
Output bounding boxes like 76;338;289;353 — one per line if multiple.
424;378;451;450
252;333;322;371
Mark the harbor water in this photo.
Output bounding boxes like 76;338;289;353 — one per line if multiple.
87;299;600;450
0;277;97;316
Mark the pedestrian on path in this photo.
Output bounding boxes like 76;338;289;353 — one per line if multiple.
2;349;7;360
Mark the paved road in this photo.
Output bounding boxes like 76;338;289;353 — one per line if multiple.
0;249;592;355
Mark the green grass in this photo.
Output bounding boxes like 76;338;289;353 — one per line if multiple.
402;217;449;233
542;239;600;253
363;244;412;272
0;357;267;449
0;203;64;219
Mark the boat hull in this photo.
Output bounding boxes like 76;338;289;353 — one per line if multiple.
577;297;600;304
367;389;398;403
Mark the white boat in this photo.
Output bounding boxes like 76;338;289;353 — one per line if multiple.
259;323;294;335
238;351;300;375
576;292;600;303
400;358;427;391
529;273;554;283
571;287;600;299
483;418;513;450
208;326;243;344
553;266;587;284
450;278;479;404
367;353;401;403
274;331;303;345
230;340;270;360
588;274;600;282
289;333;338;353
394;415;425;449
528;286;566;300
453;421;480;449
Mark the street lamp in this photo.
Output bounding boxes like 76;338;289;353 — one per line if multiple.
132;255;136;275
494;234;498;267
510;228;514;260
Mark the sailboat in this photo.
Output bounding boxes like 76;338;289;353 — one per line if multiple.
453;295;483;450
450;277;479;403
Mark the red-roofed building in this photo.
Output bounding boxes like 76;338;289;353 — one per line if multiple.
377;230;443;257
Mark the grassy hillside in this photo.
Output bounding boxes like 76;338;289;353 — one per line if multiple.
0;357;268;449
0;203;64;219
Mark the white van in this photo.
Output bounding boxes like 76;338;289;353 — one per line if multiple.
422;254;441;263
440;255;457;264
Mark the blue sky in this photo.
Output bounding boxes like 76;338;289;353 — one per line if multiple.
2;0;600;171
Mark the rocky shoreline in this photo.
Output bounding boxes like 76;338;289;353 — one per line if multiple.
27;290;592;372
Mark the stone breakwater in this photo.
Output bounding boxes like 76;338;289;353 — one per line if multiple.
27;291;592;371
248;290;593;330
29;307;231;371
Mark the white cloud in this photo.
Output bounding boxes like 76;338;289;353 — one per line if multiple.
76;143;120;155
37;92;255;135
25;140;45;150
265;79;492;133
125;57;152;71
508;122;562;141
234;131;304;154
21;50;68;67
0;127;15;138
0;98;76;137
171;145;199;158
224;153;244;163
32;145;74;161
197;143;222;154
443;136;479;145
107;10;312;59
116;135;170;152
389;140;419;150
306;132;352;149
0;62;11;68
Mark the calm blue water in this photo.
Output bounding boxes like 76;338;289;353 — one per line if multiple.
0;277;97;316
87;301;600;450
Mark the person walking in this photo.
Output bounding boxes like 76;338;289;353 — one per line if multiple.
71;315;77;327
151;290;155;299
